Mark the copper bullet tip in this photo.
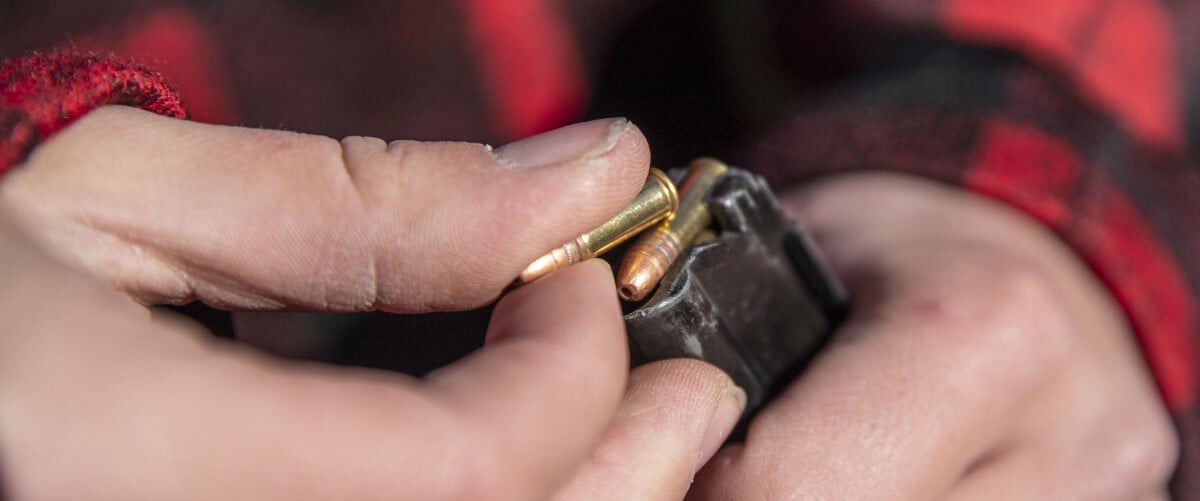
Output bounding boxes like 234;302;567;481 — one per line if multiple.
516;237;587;285
616;228;681;301
615;158;728;300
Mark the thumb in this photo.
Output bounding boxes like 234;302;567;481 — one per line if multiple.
0;106;650;312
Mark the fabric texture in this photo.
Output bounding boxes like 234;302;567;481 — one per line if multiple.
0;51;186;173
762;1;1200;494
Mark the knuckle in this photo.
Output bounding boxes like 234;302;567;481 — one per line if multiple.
337;134;381;151
335;135;396;193
983;260;1074;357
343;138;514;311
1099;416;1180;490
889;255;1073;388
961;258;1060;335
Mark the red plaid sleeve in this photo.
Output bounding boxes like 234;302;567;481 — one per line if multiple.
758;1;1200;495
0;51;187;173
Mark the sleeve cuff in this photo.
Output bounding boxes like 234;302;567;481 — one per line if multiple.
0;51;187;174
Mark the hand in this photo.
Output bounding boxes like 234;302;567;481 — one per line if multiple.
684;173;1179;499
0;107;652;500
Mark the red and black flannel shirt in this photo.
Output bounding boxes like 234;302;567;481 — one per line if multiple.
1;0;1198;495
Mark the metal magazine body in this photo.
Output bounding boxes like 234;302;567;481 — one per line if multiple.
623;167;848;421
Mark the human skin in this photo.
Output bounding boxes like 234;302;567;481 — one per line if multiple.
0;107;747;500
682;173;1179;500
549;173;1180;500
0;106;1180;499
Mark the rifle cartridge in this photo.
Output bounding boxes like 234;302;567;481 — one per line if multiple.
617;158;728;301
515;168;678;285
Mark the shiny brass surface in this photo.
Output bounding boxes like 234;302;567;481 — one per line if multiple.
616;158;728;300
668;157;727;246
515;169;678;285
581;168;678;255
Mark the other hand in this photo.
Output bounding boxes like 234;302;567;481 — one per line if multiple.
687;173;1179;500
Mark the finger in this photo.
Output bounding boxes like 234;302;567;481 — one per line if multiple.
944;362;1177;501
551;359;744;501
0;105;650;312
420;259;630;498
2;227;630;501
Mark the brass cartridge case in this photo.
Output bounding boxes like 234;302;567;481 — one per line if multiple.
617;158;728;301
515;168;679;285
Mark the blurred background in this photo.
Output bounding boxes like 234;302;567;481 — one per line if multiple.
6;0;1196;380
